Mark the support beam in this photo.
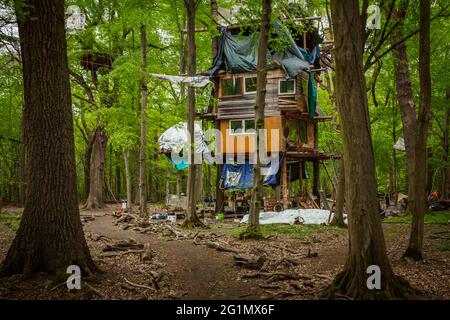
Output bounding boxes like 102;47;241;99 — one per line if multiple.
282;156;289;209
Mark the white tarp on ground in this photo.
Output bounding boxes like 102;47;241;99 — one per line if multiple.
240;209;343;225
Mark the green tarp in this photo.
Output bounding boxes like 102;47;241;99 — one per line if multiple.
206;20;317;79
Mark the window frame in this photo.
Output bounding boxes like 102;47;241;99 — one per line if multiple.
220;77;243;97
243;76;257;95
229;119;257;136
278;78;296;95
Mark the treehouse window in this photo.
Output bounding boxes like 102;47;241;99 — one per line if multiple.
229;119;255;135
244;76;257;94
279;79;296;95
221;77;242;97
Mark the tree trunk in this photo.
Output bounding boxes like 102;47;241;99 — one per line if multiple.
330;159;346;228
166;168;170;205
183;0;203;228
391;1;431;261
176;170;182;196
403;0;431;260
442;97;449;199
139;25;148;219
134;148;140;204
83;139;93;200
1;0;98;277
17;125;27;207
123;149;132;211
322;0;413;299
241;0;271;239
84;127;107;209
211;0;224;215
115;153;121;198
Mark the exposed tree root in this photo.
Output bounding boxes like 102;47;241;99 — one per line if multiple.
320;267;418;300
181;217;205;229
403;247;423;261
238;224;263;240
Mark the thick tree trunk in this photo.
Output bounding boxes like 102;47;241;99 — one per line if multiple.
241;0;271;239
139;25;148;219
183;0;203;228
391;1;431;261
322;0;413;299
330;160;346;227
123;149;132;211
83;128;106;209
84;127;107;209
1;0;98;277
17;127;27;207
403;0;431;260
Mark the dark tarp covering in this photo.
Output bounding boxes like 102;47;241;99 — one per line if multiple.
220;156;309;190
221;155;284;190
205;20;321;79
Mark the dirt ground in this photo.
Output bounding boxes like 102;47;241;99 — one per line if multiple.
0;204;449;300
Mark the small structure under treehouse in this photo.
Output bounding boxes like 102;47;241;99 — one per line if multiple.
201;10;336;214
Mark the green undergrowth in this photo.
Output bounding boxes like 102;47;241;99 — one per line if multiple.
210;222;345;241
384;211;450;224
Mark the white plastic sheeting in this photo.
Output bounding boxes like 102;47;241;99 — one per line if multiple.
149;73;211;88
158;122;210;154
240;209;345;225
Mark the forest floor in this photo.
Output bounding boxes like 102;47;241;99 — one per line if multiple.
0;204;449;300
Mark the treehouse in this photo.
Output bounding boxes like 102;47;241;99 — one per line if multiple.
201;9;336;211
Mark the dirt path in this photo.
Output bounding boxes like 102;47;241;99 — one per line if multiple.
84;215;261;299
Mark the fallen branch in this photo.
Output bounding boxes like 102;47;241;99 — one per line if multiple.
233;254;265;270
100;249;144;258
207;242;242;254
124;278;155;291
266;243;298;254
84;282;106;299
242;271;311;282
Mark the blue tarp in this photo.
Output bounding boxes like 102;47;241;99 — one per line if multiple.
221;155;284;190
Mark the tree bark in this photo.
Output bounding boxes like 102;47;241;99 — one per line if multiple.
442;96;449;199
17;123;27;207
123;149;132;211
322;0;413;299
330;159;346;227
391;1;431;261
211;0;224;215
241;0;271;239
176;170;183;196
83;138;93;200
1;0;98;277
183;0;203;228
139;25;148;219
84;127;107;209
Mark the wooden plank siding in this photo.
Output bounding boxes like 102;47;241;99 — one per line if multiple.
216;68;317;155
219;116;284;154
